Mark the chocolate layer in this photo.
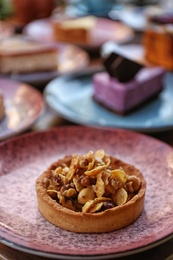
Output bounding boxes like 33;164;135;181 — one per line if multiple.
103;52;143;82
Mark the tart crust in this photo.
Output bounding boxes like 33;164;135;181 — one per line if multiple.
36;155;146;233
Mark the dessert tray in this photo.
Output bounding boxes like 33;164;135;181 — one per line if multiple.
44;72;173;132
0;79;44;141
0;126;173;259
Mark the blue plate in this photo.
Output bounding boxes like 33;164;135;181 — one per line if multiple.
44;72;173;133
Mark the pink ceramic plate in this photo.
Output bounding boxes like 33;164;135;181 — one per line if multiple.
23;18;134;47
0;126;173;259
0;79;44;141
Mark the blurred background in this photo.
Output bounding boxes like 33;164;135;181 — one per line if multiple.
0;0;173;134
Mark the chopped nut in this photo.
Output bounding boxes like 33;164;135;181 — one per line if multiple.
112;187;128;205
42;177;51;189
45;150;142;213
62;188;77;198
80;175;91;186
127;175;141;192
78;187;95;204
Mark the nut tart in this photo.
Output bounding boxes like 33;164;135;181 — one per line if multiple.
36;150;146;233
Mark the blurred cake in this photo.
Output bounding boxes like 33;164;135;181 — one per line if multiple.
52;16;96;44
93;52;165;115
143;13;173;70
0;36;58;74
0;93;5;121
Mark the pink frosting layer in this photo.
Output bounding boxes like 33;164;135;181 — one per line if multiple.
93;67;165;113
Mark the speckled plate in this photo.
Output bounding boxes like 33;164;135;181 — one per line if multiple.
23;17;133;62
44;72;173;133
0;78;44;141
23;18;134;48
0;126;173;259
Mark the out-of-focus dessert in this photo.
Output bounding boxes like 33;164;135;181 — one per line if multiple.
52;16;96;44
0;36;58;74
0;21;14;41
12;0;55;24
93;52;165;115
36;149;146;233
143;13;173;70
0;93;5;121
52;15;134;45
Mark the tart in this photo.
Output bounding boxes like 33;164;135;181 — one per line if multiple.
36;150;146;233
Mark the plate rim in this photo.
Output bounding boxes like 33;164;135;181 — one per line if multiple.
0;78;44;141
1;233;173;259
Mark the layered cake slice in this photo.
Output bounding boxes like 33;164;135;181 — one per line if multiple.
93;52;165;115
0;36;58;74
52;16;96;44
